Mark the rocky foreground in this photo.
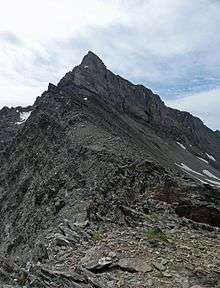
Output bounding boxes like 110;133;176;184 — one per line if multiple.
1;160;220;288
0;52;220;287
1;216;220;288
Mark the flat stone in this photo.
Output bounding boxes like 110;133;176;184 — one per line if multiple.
118;258;153;273
190;286;206;288
40;267;85;283
82;255;112;271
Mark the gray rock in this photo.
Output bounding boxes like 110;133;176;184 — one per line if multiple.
54;234;70;246
152;258;169;272
118;258;153;273
82;256;113;271
190;286;206;288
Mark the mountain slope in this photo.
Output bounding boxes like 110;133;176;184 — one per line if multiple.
58;51;220;166
1;52;220;177
0;51;220;288
39;51;220;181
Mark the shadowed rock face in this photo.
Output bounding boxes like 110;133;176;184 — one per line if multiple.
0;52;220;288
57;51;220;162
0;106;33;162
176;205;220;228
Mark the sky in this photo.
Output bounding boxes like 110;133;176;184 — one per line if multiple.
0;0;220;130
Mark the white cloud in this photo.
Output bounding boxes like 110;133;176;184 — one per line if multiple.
0;0;219;130
0;0;121;39
167;88;220;130
0;85;43;108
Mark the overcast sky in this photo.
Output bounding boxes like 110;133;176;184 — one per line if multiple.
0;0;220;130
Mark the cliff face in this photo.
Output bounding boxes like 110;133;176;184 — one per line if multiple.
0;52;220;288
57;51;220;163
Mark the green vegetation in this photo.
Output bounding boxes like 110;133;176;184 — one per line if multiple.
91;230;104;242
145;227;168;242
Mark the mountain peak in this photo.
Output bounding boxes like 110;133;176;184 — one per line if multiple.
79;51;106;71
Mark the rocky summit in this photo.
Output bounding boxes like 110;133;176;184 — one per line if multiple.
0;51;220;288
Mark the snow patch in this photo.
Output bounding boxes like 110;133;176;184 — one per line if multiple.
16;111;32;125
206;153;216;161
176;163;220;188
202;170;220;181
176;163;203;176
197;157;209;164
195;177;210;185
205;178;220;187
84;65;89;69
83;97;88;101
176;142;186;150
